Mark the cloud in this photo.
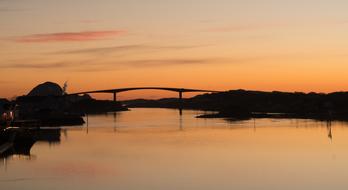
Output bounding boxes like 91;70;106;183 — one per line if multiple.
56;45;145;55
0;8;11;12
71;58;215;72
0;53;221;72
125;59;212;67
1;58;214;70
0;7;26;12
0;80;11;84
12;30;126;43
0;62;69;69
53;44;208;55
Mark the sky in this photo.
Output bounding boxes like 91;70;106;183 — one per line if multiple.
1;0;348;100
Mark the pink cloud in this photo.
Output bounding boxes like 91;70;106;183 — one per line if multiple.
14;30;126;43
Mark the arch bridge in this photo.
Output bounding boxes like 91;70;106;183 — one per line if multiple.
70;87;220;102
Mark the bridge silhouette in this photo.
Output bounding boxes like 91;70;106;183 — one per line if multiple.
70;87;220;102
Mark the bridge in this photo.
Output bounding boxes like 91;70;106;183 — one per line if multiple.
70;87;220;102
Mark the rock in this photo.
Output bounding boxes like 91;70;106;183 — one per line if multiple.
27;82;63;96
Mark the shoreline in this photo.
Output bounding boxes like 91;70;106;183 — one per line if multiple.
196;112;348;122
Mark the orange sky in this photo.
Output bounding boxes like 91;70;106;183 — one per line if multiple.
1;0;348;100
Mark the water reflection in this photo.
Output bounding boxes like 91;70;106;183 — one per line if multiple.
0;128;61;165
327;120;333;142
92;110;185;132
113;112;118;132
0;113;342;163
86;114;89;134
2;109;348;190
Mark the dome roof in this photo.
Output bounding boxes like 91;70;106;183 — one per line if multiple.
28;82;63;96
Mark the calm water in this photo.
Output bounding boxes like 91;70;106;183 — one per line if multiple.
1;108;348;190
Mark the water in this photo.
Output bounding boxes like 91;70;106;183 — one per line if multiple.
1;108;348;190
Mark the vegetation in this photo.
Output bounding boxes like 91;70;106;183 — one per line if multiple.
124;90;348;120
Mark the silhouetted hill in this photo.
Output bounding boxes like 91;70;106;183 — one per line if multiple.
28;81;63;96
123;90;348;120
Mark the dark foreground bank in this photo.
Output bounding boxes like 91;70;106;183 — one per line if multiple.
1;82;128;127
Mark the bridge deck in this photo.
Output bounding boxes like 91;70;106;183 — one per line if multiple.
70;87;221;95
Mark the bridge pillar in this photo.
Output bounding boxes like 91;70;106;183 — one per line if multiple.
113;92;117;102
179;91;183;115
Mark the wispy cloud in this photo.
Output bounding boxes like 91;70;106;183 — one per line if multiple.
12;30;126;43
0;7;27;12
56;45;145;55
125;59;213;67
53;44;208;55
0;80;11;84
71;58;215;72
0;8;12;12
0;62;69;69
0;57;216;71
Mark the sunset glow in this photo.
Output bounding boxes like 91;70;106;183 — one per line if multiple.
1;0;348;99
